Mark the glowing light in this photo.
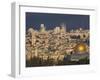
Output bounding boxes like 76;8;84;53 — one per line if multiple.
74;43;87;53
78;45;85;52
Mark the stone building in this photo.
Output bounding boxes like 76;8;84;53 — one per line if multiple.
26;24;89;62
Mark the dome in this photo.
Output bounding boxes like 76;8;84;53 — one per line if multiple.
74;43;88;54
28;28;34;33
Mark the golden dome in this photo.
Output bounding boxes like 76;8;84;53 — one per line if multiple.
74;43;87;54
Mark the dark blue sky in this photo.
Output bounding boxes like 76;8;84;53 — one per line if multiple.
26;12;89;31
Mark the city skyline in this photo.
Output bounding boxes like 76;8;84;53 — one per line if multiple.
26;12;89;31
25;12;90;67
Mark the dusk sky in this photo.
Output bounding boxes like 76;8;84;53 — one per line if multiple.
26;12;89;31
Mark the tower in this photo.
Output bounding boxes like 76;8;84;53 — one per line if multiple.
27;28;36;46
54;27;60;33
60;23;66;33
40;24;46;32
